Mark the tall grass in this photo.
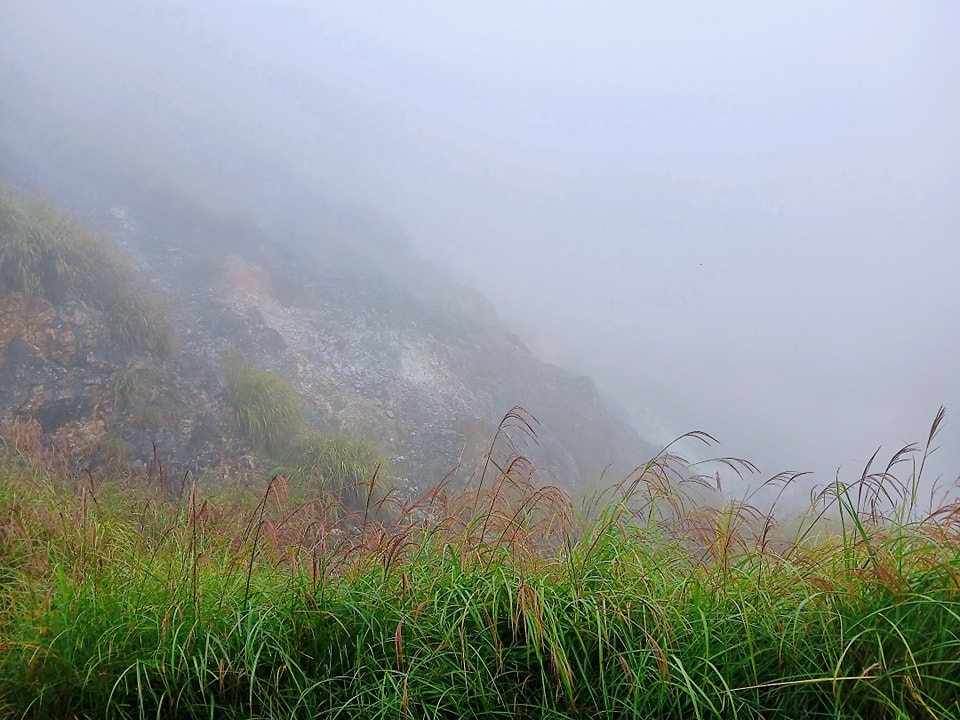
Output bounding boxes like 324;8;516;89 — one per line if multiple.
221;352;305;454
1;408;959;719
274;432;388;510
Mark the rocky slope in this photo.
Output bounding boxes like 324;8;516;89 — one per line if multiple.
1;160;657;496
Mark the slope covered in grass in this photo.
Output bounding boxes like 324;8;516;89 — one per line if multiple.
1;411;959;719
0;186;174;355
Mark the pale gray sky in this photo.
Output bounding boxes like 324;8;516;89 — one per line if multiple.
3;1;959;495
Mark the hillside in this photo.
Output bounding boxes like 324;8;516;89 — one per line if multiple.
0;169;656;496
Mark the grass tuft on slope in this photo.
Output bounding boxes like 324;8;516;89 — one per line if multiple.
0;185;174;355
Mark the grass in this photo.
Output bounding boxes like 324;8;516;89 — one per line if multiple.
221;352;305;454
1;408;959;719
110;363;160;410
274;432;389;510
0;185;175;355
221;354;389;508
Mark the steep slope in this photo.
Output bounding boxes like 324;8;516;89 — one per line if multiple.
0;159;656;494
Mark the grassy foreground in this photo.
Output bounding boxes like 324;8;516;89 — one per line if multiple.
1;411;960;719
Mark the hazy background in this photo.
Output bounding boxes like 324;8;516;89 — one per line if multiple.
2;1;958;496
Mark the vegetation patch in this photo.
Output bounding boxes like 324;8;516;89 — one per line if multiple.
221;352;304;453
274;431;389;509
221;355;390;509
0;186;174;354
110;363;160;409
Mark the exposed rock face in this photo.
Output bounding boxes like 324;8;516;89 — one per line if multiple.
0;294;105;438
1;178;656;492
0;290;244;480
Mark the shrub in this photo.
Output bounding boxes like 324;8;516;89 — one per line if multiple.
222;353;304;453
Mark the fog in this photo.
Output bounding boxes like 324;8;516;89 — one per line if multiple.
2;1;959;496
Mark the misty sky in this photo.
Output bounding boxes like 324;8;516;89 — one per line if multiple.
3;1;959;495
